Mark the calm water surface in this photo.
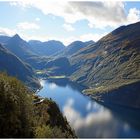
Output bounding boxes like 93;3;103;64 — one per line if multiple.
38;79;140;138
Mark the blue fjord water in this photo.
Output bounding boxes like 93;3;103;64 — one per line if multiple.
38;79;140;138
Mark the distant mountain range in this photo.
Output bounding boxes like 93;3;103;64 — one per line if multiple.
0;34;93;89
0;34;94;70
5;34;37;60
28;40;65;56
0;34;48;69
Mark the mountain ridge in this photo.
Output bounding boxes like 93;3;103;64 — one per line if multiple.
28;40;65;56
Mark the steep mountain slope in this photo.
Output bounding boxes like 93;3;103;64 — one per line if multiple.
0;44;40;90
70;21;140;94
28;40;65;56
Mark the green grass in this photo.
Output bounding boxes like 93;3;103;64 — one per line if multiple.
36;71;43;74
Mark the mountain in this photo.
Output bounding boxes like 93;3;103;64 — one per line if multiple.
44;40;94;75
68;22;140;108
45;57;71;75
3;34;48;69
0;35;10;44
28;40;65;56
0;43;40;90
5;34;36;59
65;40;94;56
84;40;95;46
54;40;94;57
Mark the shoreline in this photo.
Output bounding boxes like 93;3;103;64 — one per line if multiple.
83;90;140;110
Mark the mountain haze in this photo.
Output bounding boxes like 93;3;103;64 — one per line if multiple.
5;34;36;60
2;34;47;69
28;40;65;56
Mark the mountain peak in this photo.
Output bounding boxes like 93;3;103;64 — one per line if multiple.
12;34;22;40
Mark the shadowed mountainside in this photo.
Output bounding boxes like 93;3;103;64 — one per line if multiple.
0;44;40;90
3;34;48;69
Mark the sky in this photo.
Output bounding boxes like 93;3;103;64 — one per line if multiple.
0;0;140;45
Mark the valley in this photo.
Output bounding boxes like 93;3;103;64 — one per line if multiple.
0;19;140;138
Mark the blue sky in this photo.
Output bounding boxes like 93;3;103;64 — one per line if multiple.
0;0;140;45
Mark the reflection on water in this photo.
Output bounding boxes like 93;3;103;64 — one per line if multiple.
63;98;140;138
38;79;140;138
49;83;57;89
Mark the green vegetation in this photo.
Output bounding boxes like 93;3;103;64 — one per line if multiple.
49;75;66;79
36;70;49;77
70;22;140;94
33;98;76;138
0;73;34;138
0;73;76;138
36;71;44;74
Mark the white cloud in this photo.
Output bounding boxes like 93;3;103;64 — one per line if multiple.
0;27;16;36
63;23;75;31
57;32;108;45
10;0;140;29
40;79;45;87
0;26;107;45
79;32;108;42
62;98;113;137
127;8;140;24
68;1;126;28
17;22;40;30
9;2;17;6
63;98;130;138
86;102;92;111
35;17;40;21
49;83;57;90
49;32;108;45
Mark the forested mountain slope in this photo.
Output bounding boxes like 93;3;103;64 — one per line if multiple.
0;73;76;138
